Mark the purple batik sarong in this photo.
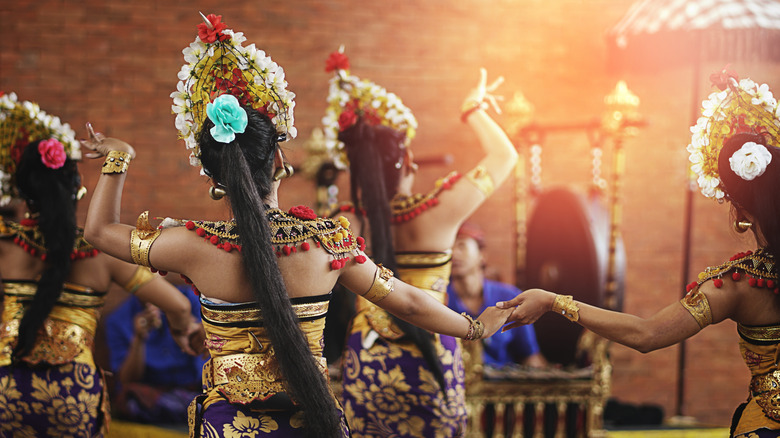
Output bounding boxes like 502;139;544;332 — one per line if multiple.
0;362;107;438
341;331;467;438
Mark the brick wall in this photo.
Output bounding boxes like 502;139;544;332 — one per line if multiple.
3;0;779;426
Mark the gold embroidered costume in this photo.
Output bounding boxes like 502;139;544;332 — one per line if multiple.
0;220;109;437
681;249;780;434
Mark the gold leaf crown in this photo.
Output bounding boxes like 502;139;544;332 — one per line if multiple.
688;70;780;201
322;47;417;169
0;92;80;206
171;13;296;171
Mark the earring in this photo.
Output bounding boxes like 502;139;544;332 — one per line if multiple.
76;186;88;201
209;185;227;200
734;219;752;233
273;162;294;181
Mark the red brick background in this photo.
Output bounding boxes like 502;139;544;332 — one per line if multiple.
4;0;780;426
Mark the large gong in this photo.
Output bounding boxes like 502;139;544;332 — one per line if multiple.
523;187;625;366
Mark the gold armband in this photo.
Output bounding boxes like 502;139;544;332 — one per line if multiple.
465;165;495;197
680;289;712;329
362;265;395;304
461;312;485;341
102;150;132;174
122;266;156;294
130;211;161;268
552;294;580;322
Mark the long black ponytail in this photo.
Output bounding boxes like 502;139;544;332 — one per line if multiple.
199;108;342;438
338;119;448;395
12;141;79;360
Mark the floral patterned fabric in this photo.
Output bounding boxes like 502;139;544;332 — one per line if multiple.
0;362;107;438
190;293;349;438
341;251;467;437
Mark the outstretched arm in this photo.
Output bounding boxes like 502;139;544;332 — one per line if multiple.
338;259;512;340
496;281;739;354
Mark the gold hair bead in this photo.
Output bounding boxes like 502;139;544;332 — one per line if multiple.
101;150;132;174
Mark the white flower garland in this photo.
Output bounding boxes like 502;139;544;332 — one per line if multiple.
171;17;296;172
0;92;80;206
323;65;417;170
687;77;780;200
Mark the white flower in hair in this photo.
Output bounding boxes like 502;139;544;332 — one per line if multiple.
729;141;772;181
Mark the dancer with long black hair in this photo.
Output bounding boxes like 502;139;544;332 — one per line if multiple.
0;93;198;437
322;49;518;436
83;14;511;438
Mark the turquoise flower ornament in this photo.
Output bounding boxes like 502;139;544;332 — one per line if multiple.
206;94;248;143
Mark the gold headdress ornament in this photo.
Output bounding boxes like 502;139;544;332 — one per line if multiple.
322;46;418;169
688;68;780;201
0;92;80;206
171;12;297;173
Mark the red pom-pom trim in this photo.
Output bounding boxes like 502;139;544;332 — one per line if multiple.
196;228;206;237
209;235;219;245
732;272;742;281
355;255;367;264
749;278;758;287
186;221;196;230
758;278;766;288
301;242;310;251
282;245;292;256
330;260;341;270
769;280;777;289
713;278;724;288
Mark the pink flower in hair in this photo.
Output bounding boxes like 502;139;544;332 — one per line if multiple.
38;138;67;169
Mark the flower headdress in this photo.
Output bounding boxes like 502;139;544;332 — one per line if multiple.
0;92;80;206
688;69;780;201
171;13;297;172
322;47;418;169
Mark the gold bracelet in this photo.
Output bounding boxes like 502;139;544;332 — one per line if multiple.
552;295;580;322
102;150;132;174
680;289;712;329
362;264;395;304
122;265;156;294
461;312;485;340
130;211;161;268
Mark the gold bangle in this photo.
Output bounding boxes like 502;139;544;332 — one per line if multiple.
465;165;495;197
680;289;713;329
130;211;161;268
362;264;395;304
461;312;485;340
552;295;580;322
102;150;132;174
122;266;156;294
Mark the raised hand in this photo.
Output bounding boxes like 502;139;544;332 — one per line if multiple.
80;122;136;159
462;68;505;115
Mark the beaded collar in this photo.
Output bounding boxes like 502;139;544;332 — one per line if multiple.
171;205;367;272
0;217;99;260
686;248;778;294
389;171;461;223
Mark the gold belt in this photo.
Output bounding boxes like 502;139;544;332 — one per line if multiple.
750;370;780;421
209;352;328;387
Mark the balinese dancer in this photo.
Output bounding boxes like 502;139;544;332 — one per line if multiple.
0;92;198;437
498;70;780;438
322;48;518;437
81;13;511;438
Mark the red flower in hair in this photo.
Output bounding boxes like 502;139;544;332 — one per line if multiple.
38;138;66;169
197;14;229;44
288;205;317;220
338;108;358;131
709;66;739;91
325;51;350;73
